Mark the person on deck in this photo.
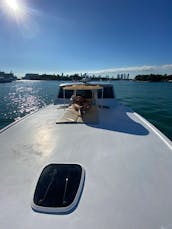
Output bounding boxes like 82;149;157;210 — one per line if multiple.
71;95;91;114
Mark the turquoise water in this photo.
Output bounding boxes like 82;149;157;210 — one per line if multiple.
0;80;172;140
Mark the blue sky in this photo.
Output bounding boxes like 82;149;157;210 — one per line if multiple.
0;0;172;77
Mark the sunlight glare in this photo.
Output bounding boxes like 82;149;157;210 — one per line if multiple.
2;0;25;18
1;0;40;38
6;0;19;11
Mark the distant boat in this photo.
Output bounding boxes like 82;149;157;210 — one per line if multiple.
0;77;13;83
0;71;16;83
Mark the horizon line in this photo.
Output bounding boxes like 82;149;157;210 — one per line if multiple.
1;63;172;78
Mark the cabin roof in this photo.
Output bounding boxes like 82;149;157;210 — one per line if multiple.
59;81;113;87
63;84;103;90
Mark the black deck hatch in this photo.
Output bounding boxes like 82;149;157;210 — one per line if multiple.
32;164;85;214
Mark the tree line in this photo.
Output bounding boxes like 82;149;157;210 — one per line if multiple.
23;73;121;81
134;74;172;82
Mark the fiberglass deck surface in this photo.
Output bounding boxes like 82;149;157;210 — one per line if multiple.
0;104;172;229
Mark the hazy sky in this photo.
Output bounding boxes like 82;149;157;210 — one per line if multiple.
0;0;172;77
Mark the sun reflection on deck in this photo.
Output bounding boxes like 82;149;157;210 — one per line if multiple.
32;127;57;158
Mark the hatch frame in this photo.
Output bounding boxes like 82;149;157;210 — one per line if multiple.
31;164;85;214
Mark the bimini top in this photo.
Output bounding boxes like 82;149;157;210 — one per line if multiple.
63;84;103;90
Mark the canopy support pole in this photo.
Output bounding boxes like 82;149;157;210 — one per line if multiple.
63;89;66;107
101;88;103;108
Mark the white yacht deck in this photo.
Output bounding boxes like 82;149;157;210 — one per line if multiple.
0;103;172;229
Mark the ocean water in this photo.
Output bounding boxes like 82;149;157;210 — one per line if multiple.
0;80;171;140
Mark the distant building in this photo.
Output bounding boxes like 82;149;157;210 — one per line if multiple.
117;73;130;80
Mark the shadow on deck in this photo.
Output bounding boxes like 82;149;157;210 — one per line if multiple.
86;105;149;136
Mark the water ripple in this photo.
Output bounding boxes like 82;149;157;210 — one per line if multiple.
0;80;57;128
